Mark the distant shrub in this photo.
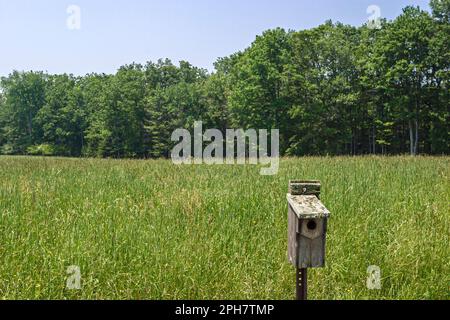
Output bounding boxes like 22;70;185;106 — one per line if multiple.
27;144;55;156
1;144;15;155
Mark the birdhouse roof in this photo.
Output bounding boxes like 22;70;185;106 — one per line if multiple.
287;194;330;219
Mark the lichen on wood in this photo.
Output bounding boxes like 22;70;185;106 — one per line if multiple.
287;195;330;219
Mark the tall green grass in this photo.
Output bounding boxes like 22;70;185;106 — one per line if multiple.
0;156;448;300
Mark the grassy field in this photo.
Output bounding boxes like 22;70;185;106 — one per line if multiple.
0;156;448;300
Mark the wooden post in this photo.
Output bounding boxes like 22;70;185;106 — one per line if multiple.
287;180;330;301
296;267;307;300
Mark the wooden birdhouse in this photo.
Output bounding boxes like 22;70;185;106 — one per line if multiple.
287;180;330;269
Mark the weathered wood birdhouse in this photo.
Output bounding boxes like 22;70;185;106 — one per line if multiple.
287;180;330;269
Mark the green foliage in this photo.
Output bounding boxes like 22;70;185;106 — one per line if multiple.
370;6;439;155
0;71;47;154
430;0;450;23
26;144;55;156
143;59;208;158
36;74;85;156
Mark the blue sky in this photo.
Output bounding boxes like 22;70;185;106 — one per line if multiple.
0;0;430;76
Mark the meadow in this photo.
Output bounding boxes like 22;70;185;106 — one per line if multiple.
0;156;448;300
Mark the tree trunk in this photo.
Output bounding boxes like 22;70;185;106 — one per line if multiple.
414;119;419;156
27;112;33;138
414;91;420;156
373;126;376;154
409;120;415;156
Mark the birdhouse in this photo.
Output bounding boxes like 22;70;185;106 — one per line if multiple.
287;180;330;268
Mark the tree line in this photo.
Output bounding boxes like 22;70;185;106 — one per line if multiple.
0;2;448;158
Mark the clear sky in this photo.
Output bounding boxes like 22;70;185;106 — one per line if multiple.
0;0;430;76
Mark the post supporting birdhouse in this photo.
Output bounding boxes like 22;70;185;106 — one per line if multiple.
296;267;307;300
287;180;330;300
